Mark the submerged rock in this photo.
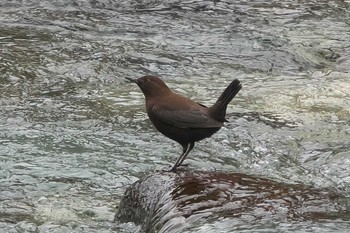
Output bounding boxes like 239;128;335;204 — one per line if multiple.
115;170;348;233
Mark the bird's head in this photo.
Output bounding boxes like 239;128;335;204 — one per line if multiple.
127;76;171;98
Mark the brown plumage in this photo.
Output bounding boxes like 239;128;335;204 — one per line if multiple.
127;76;242;172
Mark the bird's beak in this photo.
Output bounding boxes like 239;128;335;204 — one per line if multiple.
125;77;136;83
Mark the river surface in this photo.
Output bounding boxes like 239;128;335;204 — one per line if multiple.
1;0;350;232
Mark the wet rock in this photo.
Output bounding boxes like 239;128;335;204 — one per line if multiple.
115;170;348;233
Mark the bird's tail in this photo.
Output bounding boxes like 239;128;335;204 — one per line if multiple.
209;79;242;122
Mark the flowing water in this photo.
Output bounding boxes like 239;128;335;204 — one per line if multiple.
1;0;350;232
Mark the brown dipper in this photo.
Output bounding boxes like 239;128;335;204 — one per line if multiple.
127;76;242;172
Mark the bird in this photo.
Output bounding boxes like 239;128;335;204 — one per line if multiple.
126;76;242;172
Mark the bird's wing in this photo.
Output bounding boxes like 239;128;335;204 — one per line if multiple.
150;105;223;129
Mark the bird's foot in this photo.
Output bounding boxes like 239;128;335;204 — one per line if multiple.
168;163;190;173
169;166;177;173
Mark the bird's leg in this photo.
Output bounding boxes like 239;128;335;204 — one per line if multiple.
170;142;196;172
178;142;194;166
170;143;190;172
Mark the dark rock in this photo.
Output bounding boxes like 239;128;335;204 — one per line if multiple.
115;170;348;233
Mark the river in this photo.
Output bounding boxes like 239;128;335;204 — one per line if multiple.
1;0;350;232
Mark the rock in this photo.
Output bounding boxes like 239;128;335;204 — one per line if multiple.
115;170;347;233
